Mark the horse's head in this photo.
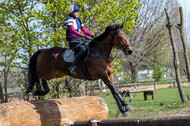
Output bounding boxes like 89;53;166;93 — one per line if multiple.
110;24;133;55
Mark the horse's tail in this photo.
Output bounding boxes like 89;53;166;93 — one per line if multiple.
25;50;42;94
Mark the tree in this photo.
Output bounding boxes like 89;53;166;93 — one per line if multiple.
0;27;19;102
35;0;142;96
37;0;142;46
0;7;20;102
166;0;189;78
0;13;5;102
0;0;46;91
176;7;190;82
0;0;142;99
165;8;187;103
124;0;170;82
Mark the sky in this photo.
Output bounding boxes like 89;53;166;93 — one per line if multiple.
177;0;190;43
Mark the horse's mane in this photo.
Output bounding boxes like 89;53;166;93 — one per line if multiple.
92;24;122;42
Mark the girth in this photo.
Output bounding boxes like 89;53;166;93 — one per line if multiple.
63;47;92;80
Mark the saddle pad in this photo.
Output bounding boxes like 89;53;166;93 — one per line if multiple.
63;49;75;63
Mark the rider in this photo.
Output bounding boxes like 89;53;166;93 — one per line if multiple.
64;5;94;74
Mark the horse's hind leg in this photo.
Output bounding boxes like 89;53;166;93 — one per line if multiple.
41;80;50;95
24;73;35;95
33;79;49;96
33;79;44;96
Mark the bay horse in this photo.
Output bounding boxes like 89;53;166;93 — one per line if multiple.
25;24;133;116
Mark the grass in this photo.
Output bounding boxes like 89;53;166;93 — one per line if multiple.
97;86;190;119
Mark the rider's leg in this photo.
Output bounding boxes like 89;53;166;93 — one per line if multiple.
69;45;86;74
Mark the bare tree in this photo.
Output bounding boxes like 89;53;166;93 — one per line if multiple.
176;7;190;81
166;0;190;77
126;0;170;82
165;8;187;103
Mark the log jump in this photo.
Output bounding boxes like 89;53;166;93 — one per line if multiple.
74;115;190;126
0;96;108;126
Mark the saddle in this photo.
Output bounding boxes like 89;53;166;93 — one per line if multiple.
63;48;88;63
62;47;92;80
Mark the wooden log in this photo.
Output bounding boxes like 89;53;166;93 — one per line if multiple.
74;115;190;126
0;96;108;126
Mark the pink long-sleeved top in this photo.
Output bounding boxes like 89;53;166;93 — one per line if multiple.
68;26;93;38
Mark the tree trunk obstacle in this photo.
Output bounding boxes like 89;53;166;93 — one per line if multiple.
0;96;108;126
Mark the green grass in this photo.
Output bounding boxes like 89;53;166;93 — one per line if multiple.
97;86;190;119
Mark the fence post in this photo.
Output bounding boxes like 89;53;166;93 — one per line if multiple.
134;83;137;89
154;82;157;90
173;81;176;88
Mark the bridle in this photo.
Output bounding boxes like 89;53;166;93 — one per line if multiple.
91;29;130;50
89;29;130;63
110;29;130;50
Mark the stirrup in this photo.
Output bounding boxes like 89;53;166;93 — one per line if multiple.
69;66;77;74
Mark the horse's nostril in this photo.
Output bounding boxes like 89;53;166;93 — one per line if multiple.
128;50;133;54
125;50;133;55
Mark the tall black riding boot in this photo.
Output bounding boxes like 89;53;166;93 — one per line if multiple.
69;51;85;74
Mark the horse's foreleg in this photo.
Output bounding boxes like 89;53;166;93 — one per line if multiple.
107;62;132;112
109;73;132;112
107;62;115;84
107;62;132;111
101;74;132;116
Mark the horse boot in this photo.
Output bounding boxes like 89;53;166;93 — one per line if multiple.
69;51;85;74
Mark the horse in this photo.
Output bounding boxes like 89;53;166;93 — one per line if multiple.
25;24;133;116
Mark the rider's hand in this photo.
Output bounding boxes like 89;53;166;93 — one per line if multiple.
84;35;91;40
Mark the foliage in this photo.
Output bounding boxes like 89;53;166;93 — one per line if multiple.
152;64;166;82
37;0;142;46
0;0;142;97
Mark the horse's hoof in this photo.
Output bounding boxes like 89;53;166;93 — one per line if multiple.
24;89;32;95
33;91;43;96
126;105;133;111
42;91;48;96
123;111;130;117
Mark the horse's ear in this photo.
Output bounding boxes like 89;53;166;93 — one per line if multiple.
121;23;124;29
116;24;120;30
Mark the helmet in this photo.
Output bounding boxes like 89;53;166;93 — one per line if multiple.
68;5;80;13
